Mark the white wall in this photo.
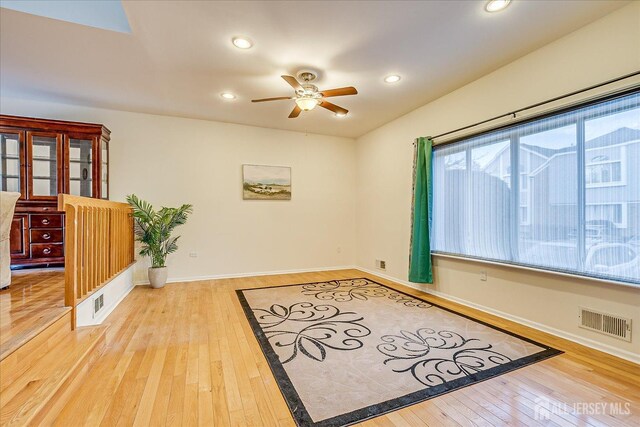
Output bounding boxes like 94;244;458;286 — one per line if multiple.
355;2;640;361
0;98;357;284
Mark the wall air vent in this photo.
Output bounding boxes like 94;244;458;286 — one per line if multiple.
579;307;631;342
94;294;105;316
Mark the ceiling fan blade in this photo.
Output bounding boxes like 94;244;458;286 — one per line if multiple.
319;100;348;115
282;75;303;92
252;96;293;103
320;87;358;97
288;104;302;118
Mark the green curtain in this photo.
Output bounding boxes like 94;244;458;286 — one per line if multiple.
409;137;434;283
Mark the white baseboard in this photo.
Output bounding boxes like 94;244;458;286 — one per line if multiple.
355;266;639;365
76;265;135;327
133;265;357;286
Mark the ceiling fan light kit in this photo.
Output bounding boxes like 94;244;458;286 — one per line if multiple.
295;97;320;111
252;71;357;118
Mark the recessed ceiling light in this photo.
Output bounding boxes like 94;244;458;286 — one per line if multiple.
232;37;253;49
220;92;236;100
335;112;347;118
484;0;511;13
384;75;401;84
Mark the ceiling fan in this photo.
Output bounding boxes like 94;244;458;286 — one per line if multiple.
252;71;357;118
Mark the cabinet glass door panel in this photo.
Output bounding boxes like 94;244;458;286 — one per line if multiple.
101;139;108;199
28;133;61;199
0;131;23;195
68;138;94;197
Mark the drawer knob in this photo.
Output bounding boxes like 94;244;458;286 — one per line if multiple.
41;218;50;225
43;248;51;255
43;233;51;240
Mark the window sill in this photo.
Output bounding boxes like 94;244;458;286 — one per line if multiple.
432;252;640;289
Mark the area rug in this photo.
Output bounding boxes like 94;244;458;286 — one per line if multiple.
237;278;561;426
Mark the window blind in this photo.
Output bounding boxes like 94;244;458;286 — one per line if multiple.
432;90;640;286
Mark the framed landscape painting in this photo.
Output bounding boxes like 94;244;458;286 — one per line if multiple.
242;164;291;200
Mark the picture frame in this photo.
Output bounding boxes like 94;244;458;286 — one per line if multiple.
242;164;292;200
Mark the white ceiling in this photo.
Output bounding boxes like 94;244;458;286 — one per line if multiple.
0;1;629;138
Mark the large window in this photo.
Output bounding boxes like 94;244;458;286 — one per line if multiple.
432;90;640;285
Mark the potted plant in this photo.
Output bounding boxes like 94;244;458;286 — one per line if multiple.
127;194;193;289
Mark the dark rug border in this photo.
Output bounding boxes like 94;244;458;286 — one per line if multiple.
235;277;563;427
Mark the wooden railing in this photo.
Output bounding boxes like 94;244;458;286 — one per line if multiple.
58;195;134;326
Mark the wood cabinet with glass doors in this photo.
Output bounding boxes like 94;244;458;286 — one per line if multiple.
0;115;110;267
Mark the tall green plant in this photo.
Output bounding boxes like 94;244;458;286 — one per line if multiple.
127;194;193;268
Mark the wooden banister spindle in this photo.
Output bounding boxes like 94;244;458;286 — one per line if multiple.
100;208;104;282
82;207;89;297
90;207;96;292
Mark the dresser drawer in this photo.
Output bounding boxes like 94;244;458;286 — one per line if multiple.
30;229;64;243
31;243;64;258
30;214;63;229
17;205;59;214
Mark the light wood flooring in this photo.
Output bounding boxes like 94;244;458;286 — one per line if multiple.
30;269;640;425
0;268;66;361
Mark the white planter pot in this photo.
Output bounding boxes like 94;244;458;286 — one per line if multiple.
148;267;168;289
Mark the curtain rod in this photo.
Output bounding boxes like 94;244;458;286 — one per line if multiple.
423;70;640;142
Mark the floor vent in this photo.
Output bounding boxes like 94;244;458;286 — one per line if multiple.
579;307;631;342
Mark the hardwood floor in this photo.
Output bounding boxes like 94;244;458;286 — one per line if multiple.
48;269;639;426
0;268;66;361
